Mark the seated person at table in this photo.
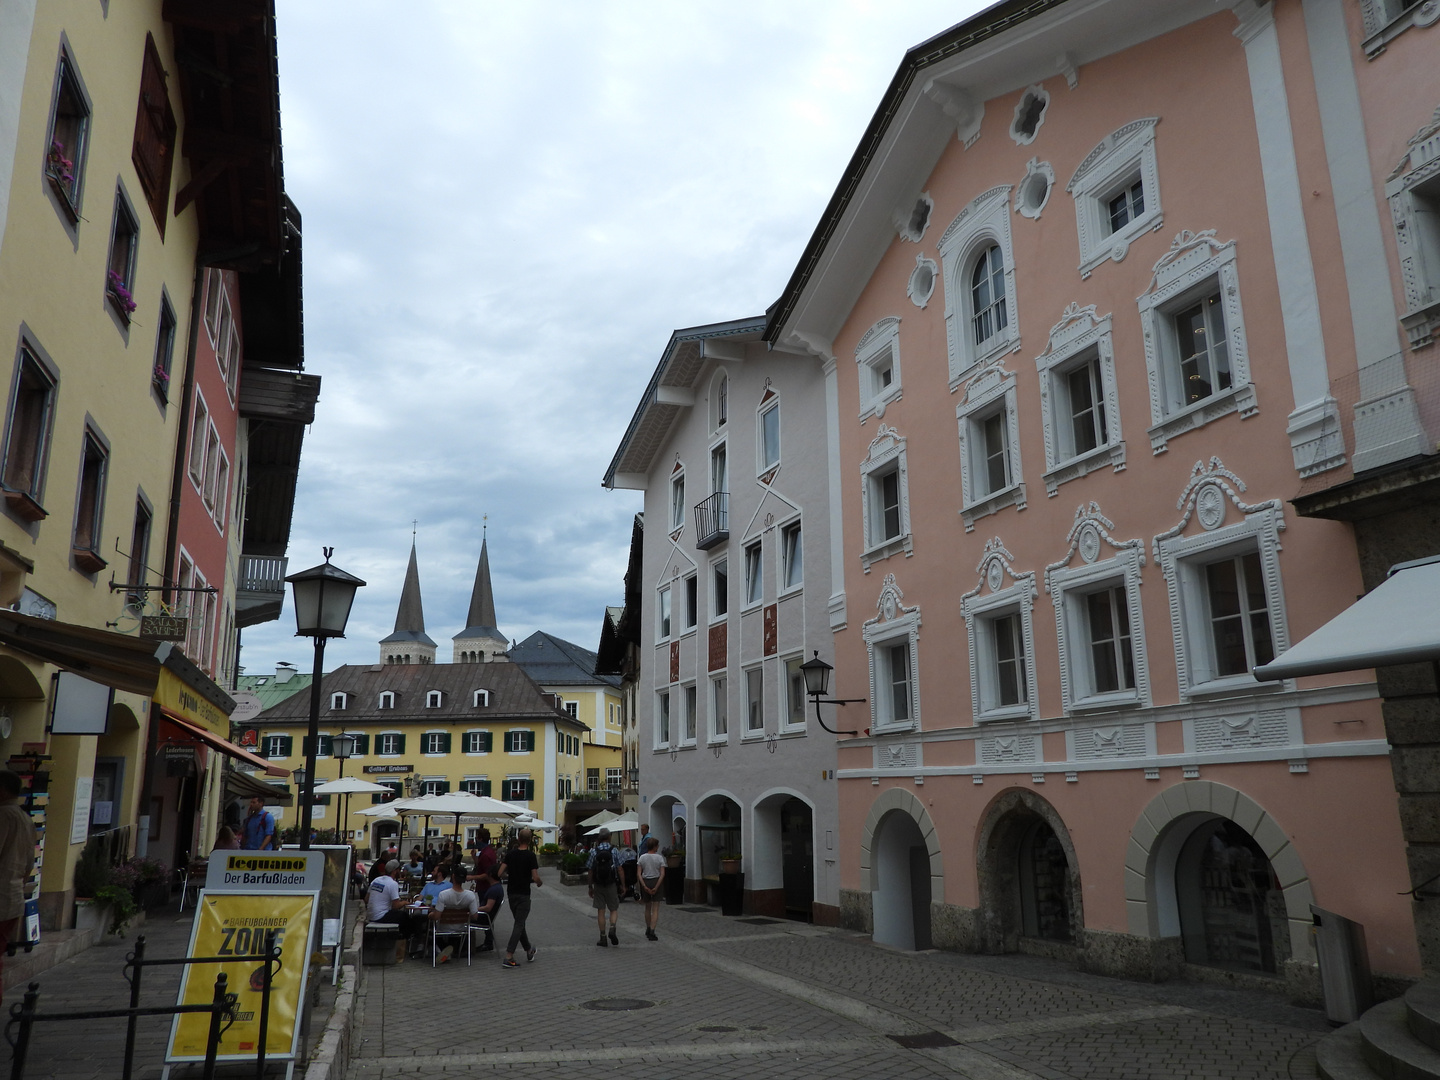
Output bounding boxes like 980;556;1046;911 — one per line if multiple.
472;870;504;952
431;868;480;963
418;866;448;905
367;860;425;960
404;851;425;880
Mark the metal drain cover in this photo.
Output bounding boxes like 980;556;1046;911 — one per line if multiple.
738;917;781;925
582;998;656;1012
698;1025;738;1033
889;1032;958;1049
680;905;713;913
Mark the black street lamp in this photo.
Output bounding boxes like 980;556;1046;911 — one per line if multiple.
799;651;866;736
333;732;357;840
286;549;365;850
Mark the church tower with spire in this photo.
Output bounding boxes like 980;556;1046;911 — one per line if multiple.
379;541;437;665
453;534;508;663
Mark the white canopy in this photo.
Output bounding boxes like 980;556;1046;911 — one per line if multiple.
514;815;558;831
578;809;619;828
391;793;529;820
1255;556;1440;680
355;804;399;819
585;814;639;837
312;776;391;795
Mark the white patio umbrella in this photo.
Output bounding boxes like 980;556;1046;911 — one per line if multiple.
391;792;531;851
586;815;639;837
513;813;558;831
578;808;619;828
313;777;391;794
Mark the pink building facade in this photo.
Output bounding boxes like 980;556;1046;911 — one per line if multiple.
766;0;1433;999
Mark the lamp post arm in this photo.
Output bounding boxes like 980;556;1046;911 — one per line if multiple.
810;694;865;737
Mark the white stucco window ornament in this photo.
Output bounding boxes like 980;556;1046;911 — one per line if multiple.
1068;118;1162;279
962;538;1038;724
862;574;921;735
854;316;903;420
1044;501;1151;715
1152;457;1289;702
907;253;938;310
1009;85;1049;146
923;78;984;149
1385;103;1440;350
859;424;912;571
938;185;1020;387
1359;0;1439;55
893;191;934;243
1137;230;1257;455
1034;302;1126;495
1015;158;1054;220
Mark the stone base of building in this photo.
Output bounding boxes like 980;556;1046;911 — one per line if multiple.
931;900;978;951
39;887;75;932
839;888;873;935
745;888;785;918
1076;929;1184;982
813;902;840;927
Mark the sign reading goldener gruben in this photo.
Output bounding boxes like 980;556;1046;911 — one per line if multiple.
205;851;325;892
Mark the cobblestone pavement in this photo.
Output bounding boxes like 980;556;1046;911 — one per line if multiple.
349;870;1329;1079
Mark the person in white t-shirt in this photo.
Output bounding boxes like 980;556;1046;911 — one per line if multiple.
430;868;480;963
636;836;666;941
367;860;423;961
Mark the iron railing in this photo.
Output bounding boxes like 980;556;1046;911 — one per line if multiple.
693;492;728;550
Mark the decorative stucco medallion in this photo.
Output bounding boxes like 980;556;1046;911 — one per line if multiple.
986;559;1004;592
1110;237;1129;263
1196;482;1227;531
1077;523;1101;564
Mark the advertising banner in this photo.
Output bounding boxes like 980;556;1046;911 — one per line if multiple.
166;892;317;1062
205;850;325;892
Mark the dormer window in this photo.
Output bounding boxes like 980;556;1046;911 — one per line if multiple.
330;692;349;711
378;691;395;710
473;689;490;708
426;690;443;708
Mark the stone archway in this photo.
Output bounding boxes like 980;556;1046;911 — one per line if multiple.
1125;781;1314;966
975;787;1084;953
860;788;942;950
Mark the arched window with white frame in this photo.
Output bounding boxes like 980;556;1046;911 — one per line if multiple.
938;186;1020;388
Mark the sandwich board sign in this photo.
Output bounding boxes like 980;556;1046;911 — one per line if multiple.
165;851;323;1076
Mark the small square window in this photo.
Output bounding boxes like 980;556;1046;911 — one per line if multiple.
45;46;91;219
745;668;764;732
1;345;58;513
670;472;685;530
855;317;902;419
105;191;140;324
330;692;348;711
744;543;762;606
759;402;780;470
713;559;729;617
711;676;728;739
781;522;802;591
784;657;806;728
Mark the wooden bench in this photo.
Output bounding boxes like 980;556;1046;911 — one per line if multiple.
362;922;400;966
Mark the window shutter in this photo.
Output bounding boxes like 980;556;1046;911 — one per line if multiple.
438;779;451;794
280;735;293;757
523;779;535;800
394;734;406;755
439;732;452;754
130;34;176;233
301;736;310;756
481;731;493;753
352;733;369;755
479;777;491;796
525;731;536;753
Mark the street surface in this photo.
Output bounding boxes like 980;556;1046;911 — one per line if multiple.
351;869;1330;1079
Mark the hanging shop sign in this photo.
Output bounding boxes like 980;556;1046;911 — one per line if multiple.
140;615;187;642
166;891;317;1065
154;667;230;733
362;763;413;774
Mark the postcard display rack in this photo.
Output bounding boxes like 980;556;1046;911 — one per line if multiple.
7;750;48;950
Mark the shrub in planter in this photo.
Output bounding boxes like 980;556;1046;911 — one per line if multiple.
560;852;588;874
113;856;170;910
73;837;111;898
94;884;139;936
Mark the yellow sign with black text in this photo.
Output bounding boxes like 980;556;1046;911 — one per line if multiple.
154;667;230;733
167;892;316;1062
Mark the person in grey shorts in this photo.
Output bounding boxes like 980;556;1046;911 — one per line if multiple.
587;828;621;946
637;835;666;941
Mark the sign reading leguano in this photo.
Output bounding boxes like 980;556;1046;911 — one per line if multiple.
205;851;325;892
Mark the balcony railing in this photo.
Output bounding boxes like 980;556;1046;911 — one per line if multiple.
693;491;728;550
236;554;287;628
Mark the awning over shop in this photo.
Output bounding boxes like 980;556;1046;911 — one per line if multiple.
223;768;293;806
160;712;289;777
1254;556;1440;681
0;610;236;717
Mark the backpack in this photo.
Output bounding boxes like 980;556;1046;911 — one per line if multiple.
592;846;615;886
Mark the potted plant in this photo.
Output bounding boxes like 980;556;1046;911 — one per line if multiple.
72;837;112;936
114;856;170;910
559;852;588;886
662;848;686;905
719;851;742;875
94;883;139;937
105;270;137;320
665;846;685;870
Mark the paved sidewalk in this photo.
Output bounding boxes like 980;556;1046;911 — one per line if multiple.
349;869;1329;1079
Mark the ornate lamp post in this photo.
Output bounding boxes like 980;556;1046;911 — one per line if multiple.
799;651;866;736
286;549;365;850
333;732;357;842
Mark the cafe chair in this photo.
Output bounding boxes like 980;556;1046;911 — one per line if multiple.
469;911;493;951
430;910;473;967
177;859;209;913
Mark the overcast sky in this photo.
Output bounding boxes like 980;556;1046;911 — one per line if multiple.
239;1;985;675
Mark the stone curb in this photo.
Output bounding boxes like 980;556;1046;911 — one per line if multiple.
303;916;366;1079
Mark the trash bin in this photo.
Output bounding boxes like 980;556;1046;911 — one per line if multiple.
1311;904;1374;1024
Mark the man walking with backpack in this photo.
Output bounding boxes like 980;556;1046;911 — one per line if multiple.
587;828;621;946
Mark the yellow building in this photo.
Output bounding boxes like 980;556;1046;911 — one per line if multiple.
0;1;301;929
247;661;587;855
